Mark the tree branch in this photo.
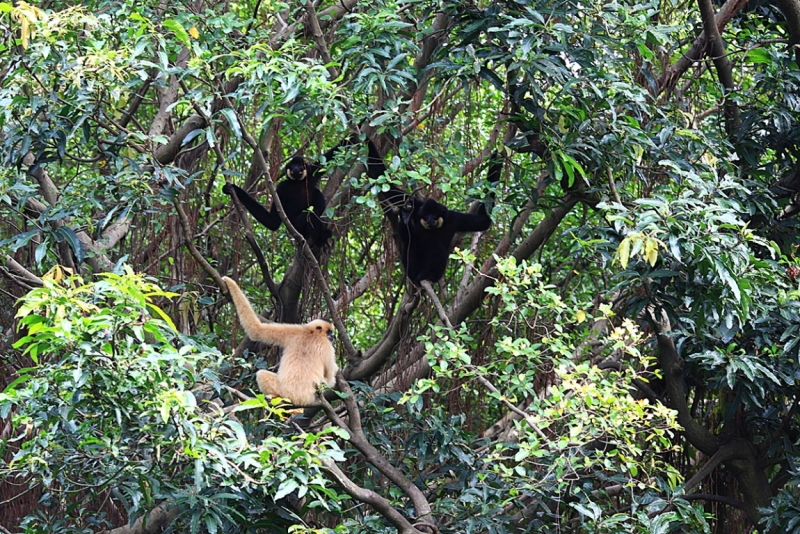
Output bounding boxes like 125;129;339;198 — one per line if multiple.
304;0;339;79
319;374;435;527
103;501;179;534
320;458;424;534
173;197;227;292
696;0;740;134
658;0;749;95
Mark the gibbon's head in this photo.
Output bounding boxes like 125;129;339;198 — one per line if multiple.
417;199;446;230
307;319;335;342
285;157;308;181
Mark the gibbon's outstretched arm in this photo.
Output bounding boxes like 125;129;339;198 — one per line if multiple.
223;183;281;230
223;277;305;345
446;208;492;233
444;152;502;233
487;152;503;185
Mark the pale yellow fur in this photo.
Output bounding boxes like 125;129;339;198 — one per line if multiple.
222;276;338;406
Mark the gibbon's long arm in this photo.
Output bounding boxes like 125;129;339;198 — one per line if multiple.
225;184;281;230
447;208;492;233
222;277;304;345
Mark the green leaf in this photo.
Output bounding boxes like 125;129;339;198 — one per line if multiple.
746;48;771;64
219;108;241;139
163;19;190;45
147;303;178;332
274;478;299;500
56;226;86;265
618;237;631;269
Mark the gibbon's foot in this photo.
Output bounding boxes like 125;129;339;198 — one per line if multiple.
256;369;281;398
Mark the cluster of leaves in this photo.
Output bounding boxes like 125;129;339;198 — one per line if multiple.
392;257;694;533
0;267;346;533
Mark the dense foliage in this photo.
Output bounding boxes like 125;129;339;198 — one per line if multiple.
1;0;800;532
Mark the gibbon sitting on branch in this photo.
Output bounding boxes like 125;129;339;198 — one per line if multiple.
222;277;339;406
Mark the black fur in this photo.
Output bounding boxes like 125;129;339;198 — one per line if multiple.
223;141;352;247
369;139;501;284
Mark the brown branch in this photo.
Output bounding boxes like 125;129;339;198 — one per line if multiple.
320;374;434;527
270;0;360;47
470;368;547;440
173;197;227;292
650;309;719;455
320;458;423;534
119;69;156;129
334;257;386;313
683;493;746;510
103;501;179;534
20;154;128;271
3;255;43;286
148;48;190;138
696;0;740;134
420;280;453;328
304;0;339;79
153;114;208;165
344;291;419;381
774;0;800;65
658;0;749;95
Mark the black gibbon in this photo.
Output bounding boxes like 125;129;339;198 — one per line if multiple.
368;139;502;285
223;139;353;248
222;276;338;406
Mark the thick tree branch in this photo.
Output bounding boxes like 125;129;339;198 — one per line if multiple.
658;0;749;95
148;49;190;138
320;374;434;527
650;309;772;528
774;0;800;64
334;257;386;313
321;458;424;534
344;291;418;381
304;0;339;79
696;0;740;134
650;309;719;455
103;502;179;534
2;255;43;287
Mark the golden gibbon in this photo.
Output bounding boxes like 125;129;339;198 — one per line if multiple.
222;276;339;406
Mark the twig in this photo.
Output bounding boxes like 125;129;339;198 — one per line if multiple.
420;280;453;328
173;198;227;292
469;367;548;441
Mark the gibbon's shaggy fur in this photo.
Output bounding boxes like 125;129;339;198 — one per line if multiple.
222;277;338;406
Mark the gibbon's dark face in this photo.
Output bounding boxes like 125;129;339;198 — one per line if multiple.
418;199;446;230
309;319;335;342
285;157;308;181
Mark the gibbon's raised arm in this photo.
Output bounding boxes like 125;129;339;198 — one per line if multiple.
222;277;304;345
223;183;282;230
